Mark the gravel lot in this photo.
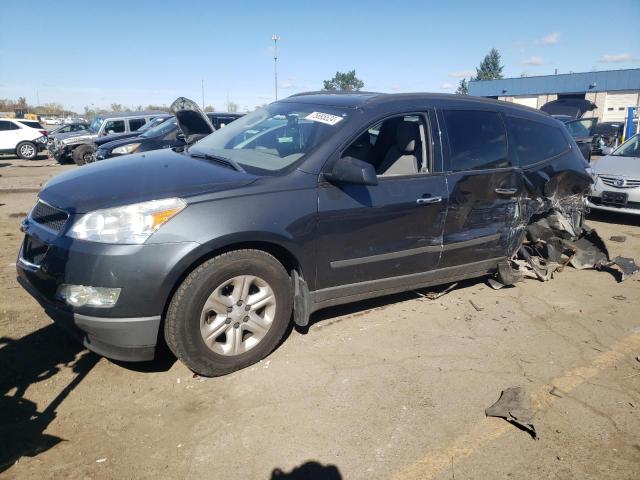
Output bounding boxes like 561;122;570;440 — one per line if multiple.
1;155;639;479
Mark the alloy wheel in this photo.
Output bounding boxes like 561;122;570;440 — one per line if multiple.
199;275;276;356
20;144;35;158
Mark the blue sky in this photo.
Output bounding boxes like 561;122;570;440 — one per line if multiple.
1;0;639;113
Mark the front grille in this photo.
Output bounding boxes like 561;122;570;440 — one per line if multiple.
30;200;69;234
598;175;640;189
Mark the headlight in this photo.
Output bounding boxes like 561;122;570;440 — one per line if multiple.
112;143;141;155
68;198;186;244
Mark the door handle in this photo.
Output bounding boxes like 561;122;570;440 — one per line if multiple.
416;196;442;205
494;188;518;195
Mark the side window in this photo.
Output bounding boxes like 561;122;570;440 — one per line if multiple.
0;121;11;131
443;110;509;171
341;114;430;177
128;118;146;131
103;120;125;134
505;116;569;167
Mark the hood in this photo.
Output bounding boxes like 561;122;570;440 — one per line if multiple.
541;99;597;119
96;135;145;151
592;155;640;177
94;131;141;147
39;148;258;213
53;130;97;142
170;97;215;144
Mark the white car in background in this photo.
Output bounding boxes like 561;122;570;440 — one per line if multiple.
588;133;640;215
0;118;49;159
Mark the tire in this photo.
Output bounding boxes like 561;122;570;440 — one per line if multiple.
165;250;293;376
73;144;95;166
16;141;37;160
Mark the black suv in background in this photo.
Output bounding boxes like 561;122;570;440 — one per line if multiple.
95;112;243;161
17;92;591;377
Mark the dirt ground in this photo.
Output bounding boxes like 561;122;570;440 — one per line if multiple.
1;155;639;480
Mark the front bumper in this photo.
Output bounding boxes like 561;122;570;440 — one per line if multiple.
16;217;201;362
588;176;640;215
48;142;70;160
17;274;160;361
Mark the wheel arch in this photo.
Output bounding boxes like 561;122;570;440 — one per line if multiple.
160;238;308;322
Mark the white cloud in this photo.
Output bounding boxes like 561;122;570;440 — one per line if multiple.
520;56;545;66
440;83;453;90
448;70;474;78
539;32;559;45
598;53;638;63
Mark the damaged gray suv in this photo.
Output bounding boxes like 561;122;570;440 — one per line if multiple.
17;93;593;376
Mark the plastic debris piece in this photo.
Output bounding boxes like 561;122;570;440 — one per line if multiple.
485;387;537;439
609;235;626;243
423;282;458;300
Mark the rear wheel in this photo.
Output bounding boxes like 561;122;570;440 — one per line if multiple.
165;250;292;376
16;141;37;160
73;144;95;165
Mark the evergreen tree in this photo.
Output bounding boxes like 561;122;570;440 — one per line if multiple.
474;48;504;81
455;78;469;95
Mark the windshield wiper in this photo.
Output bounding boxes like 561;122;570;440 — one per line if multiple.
188;150;244;172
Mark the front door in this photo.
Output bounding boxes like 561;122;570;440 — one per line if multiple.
316;112;447;290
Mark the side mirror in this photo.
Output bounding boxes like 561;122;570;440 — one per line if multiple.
601;146;614;155
176;132;185;142
105;130;115;135
325;156;378;186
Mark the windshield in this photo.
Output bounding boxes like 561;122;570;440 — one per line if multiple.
88;118;103;133
191;102;350;172
612;134;640;158
138;116;167;133
141;117;177;138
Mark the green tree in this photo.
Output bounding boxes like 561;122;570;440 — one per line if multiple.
323;70;364;91
204;105;215;112
226;101;238;113
474;48;504;81
455;78;469;95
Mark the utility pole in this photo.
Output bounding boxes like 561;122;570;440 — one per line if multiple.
272;34;280;100
201;79;205;109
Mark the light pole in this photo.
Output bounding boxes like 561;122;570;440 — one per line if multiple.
272;34;280;100
201;79;205;109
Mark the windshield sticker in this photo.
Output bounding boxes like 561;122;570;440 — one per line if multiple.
305;111;344;126
278;137;293;143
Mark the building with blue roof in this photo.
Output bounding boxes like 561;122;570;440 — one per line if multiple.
469;68;640;123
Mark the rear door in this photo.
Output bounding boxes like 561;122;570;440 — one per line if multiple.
128;117;147;133
316;111;448;289
0;120;23;149
438;109;523;268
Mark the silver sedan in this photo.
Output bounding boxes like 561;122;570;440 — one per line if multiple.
589;133;640;215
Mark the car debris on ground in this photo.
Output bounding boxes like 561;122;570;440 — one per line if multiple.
485;387;537;439
492;200;639;287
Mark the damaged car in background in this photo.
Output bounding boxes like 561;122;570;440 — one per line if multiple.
94;98;243;161
16;92;636;377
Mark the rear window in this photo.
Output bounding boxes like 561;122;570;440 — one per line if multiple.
129;118;146;131
443;110;509;171
505;116;569;167
18;120;43;129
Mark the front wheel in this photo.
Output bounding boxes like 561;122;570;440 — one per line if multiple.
73;144;95;165
165;250;293;376
16;141;37;160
